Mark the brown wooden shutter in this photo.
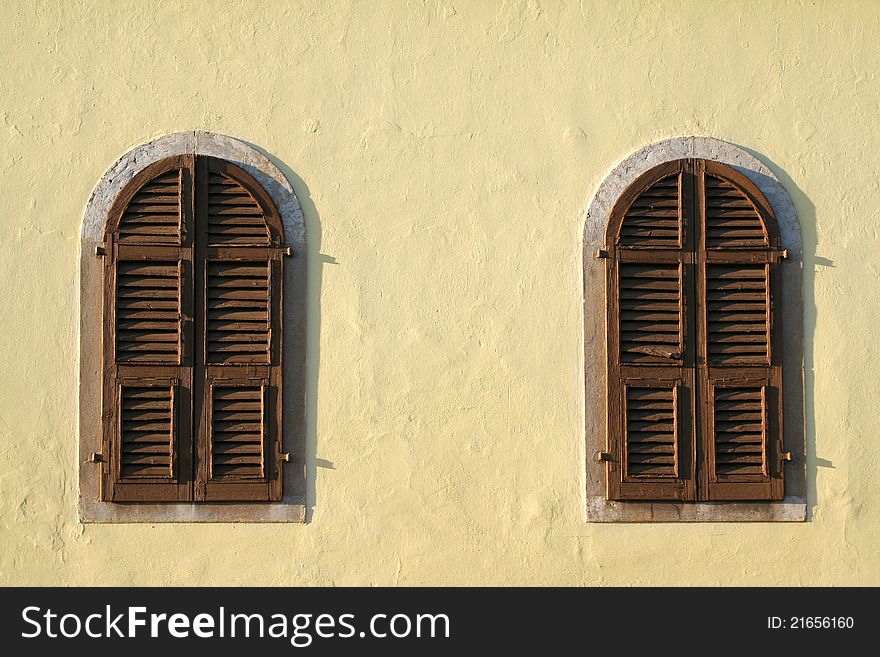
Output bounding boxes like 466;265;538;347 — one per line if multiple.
605;160;696;501
696;161;784;501
194;157;284;502
102;156;194;501
604;158;784;502
101;155;287;504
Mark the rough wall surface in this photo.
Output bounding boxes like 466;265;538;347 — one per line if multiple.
1;0;878;585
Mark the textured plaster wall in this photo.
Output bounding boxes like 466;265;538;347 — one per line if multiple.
1;0;879;585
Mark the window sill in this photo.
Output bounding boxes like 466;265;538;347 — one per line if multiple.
79;498;306;523
587;496;806;523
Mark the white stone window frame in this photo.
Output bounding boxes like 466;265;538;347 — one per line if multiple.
583;137;807;522
78;132;307;523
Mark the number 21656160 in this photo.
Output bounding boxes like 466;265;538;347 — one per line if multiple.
768;616;854;629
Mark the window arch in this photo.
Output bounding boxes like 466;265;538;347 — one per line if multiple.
603;158;787;503
100;154;288;503
79;133;306;523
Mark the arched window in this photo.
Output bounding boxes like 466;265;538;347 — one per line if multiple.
100;155;287;503
603;158;786;502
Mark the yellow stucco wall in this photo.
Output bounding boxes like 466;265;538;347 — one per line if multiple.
2;0;879;585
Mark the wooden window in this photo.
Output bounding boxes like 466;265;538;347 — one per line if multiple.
604;159;785;502
100;156;287;503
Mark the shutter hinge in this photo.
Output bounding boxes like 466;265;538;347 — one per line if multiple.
595;248;609;259
776;249;790;262
594;450;612;463
279;452;291;463
780;451;794;462
284;245;293;257
88;452;104;463
95;245;107;257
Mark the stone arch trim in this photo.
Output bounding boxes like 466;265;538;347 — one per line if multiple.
79;132;306;522
582;137;806;522
82;132;303;246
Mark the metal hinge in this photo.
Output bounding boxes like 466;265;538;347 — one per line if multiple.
95;245;107;257
780;451;794;462
279;452;291;463
88;452;104;463
594;451;612;463
595;248;609;259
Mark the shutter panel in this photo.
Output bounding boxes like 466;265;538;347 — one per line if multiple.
115;260;182;363
710;382;768;476
706;263;770;364
103;156;194;502
697;161;784;501
606;160;696;501
206;260;271;364
117;169;184;244
194;157;283;502
702;376;783;500
107;378;189;501
624;382;681;477
207;169;271;246
618;174;682;248
619;263;684;364
209;384;267;480
609;371;696;500
704;175;769;249
119;383;177;478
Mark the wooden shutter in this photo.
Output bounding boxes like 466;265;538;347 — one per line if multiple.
696;160;784;500
194;157;284;502
606;160;696;501
101;155;287;504
604;158;784;502
102;156;194;501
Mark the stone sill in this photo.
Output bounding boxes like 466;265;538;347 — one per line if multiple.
79;498;306;523
587;496;806;523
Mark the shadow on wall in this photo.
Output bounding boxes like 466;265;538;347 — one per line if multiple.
743;146;827;521
247;142;336;523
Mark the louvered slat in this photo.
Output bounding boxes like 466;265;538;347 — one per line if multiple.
116;260;181;363
705;175;768;248
120;385;174;478
619;263;682;363
206;261;270;363
706;264;769;364
207;173;270;246
618;175;681;248
626;385;678;477
211;386;265;479
713;386;766;476
118;170;182;244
